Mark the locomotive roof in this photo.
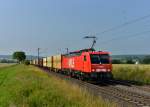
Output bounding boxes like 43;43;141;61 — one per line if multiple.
63;48;110;57
89;51;110;54
69;48;95;54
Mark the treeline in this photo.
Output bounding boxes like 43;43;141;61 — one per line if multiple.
0;59;17;63
112;56;150;64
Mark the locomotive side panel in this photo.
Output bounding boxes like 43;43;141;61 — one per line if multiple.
73;55;83;71
62;56;69;69
82;52;91;73
62;53;91;73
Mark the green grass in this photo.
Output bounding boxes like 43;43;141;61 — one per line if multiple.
0;65;116;107
112;64;150;85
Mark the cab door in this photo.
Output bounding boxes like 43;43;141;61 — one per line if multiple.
83;54;90;73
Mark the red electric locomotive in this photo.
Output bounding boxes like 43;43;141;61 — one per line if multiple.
62;48;113;80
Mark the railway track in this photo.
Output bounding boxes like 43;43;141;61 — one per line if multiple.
138;86;150;92
109;79;150;92
98;81;150;107
40;67;150;107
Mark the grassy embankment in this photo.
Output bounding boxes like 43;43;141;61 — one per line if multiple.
113;64;150;85
0;64;116;107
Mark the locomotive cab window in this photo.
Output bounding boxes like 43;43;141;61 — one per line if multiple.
84;55;86;61
90;54;110;64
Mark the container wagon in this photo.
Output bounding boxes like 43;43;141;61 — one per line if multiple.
38;58;43;67
53;55;62;72
47;56;53;70
43;57;47;68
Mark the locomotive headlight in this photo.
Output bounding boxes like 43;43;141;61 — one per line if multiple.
102;69;107;72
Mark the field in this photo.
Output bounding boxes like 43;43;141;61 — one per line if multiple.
112;64;150;85
0;64;116;107
0;63;15;68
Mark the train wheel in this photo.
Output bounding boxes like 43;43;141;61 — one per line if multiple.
79;75;85;81
70;72;75;78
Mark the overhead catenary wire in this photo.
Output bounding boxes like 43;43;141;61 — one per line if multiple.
91;13;150;49
100;30;150;44
29;14;150;55
96;14;150;35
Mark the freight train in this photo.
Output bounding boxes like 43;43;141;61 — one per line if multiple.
31;48;113;80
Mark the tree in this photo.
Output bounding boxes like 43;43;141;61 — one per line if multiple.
142;56;150;64
24;60;30;65
126;59;134;64
112;59;121;64
0;59;8;63
13;51;26;63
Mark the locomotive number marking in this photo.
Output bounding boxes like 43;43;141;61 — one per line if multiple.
68;58;75;68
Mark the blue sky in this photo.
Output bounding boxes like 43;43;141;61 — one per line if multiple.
0;0;150;55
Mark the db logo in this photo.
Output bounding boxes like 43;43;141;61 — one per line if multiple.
68;58;74;68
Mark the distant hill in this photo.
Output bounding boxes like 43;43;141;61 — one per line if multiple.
0;55;12;59
25;55;39;60
111;55;150;60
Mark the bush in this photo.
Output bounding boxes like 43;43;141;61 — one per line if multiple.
126;59;134;64
142;56;150;64
24;60;30;65
112;59;121;64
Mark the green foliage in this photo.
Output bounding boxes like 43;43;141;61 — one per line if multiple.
112;59;135;64
0;59;8;63
126;59;134;64
13;51;26;63
24;60;30;65
142;56;150;64
112;59;121;64
0;65;116;107
0;59;17;63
